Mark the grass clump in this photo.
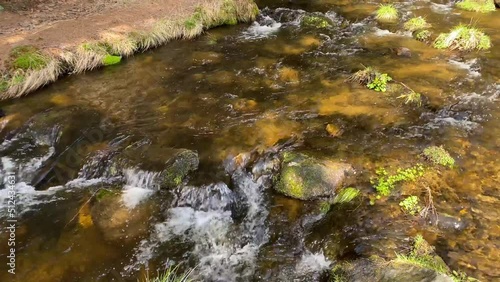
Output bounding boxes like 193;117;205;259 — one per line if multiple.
456;0;496;13
371;165;425;196
404;17;431;32
399;196;421;215
398;90;422;106
145;264;194;282
319;201;331;214
423;146;455;168
434;24;491;51
414;29;432;42
302;15;331;28
376;4;398;22
10;45;49;71
333;187;360;204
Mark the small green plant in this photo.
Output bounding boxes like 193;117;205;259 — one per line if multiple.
434;24;491;51
456;0;496;13
423;146;455;168
301;15;331;28
205;33;218;45
367;73;392;92
0;77;8;92
371;165;425;196
399;196;421;215
398;90;422;106
414;29;432;42
376;4;398;22
145;264;194;282
404;17;431;32
333;187;360;204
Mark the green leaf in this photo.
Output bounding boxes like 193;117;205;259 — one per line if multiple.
102;55;122;66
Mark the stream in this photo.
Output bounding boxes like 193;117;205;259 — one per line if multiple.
0;0;499;281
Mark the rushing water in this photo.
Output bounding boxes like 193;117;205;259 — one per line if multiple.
0;0;499;281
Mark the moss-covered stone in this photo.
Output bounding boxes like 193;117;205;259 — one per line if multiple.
301;15;332;28
275;152;353;200
162;149;199;188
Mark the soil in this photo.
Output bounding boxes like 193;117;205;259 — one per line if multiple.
0;0;205;70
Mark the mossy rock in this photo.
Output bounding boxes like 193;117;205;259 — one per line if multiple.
162;149;199;188
275;152;353;200
301;15;332;28
331;256;454;282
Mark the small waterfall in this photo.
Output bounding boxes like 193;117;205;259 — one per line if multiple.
126;157;274;280
121;168;160;209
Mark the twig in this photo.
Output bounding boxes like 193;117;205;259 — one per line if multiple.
64;187;107;228
420;186;438;225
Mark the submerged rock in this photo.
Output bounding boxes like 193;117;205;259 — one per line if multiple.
274;152;353;200
90;189;156;243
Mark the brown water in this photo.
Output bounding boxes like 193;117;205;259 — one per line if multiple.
0;0;499;281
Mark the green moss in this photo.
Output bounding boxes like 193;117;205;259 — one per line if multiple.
333;187;360;204
102;55;122;66
301;15;331;28
414;29;432;42
376;4;398;22
399;195;421;215
95;189;117;201
277;167;305;199
10;45;49;70
456;0;496;13
434;24;491;51
163;150;199;189
319;201;331;214
423;146;455;168
404;17;431;32
371;165;425;196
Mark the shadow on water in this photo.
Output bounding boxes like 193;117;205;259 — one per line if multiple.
0;0;499;281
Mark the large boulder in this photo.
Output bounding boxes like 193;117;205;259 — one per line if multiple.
274;152;354;200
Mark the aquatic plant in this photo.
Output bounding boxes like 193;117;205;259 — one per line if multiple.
301;15;331;28
404;17;431;32
398;90;422;106
414;29;432;42
333;187;360;204
376;4;398;22
145;264;194;282
433;24;491;51
10;46;49;71
423;146;455;168
367;73;392;92
456;0;496;13
399;196;421;215
348;66;377;85
371;165;425;196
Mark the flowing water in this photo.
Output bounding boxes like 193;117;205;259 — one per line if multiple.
0;0;499;281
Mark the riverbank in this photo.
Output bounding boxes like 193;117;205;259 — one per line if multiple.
0;0;258;100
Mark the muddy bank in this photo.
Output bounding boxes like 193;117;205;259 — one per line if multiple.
0;0;257;99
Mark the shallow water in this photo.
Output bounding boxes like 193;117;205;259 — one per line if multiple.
0;0;499;281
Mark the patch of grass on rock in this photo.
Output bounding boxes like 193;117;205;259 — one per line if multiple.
433;24;491;51
404;17;431;32
456;0;496;13
376;4;398;22
423;146;455;168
